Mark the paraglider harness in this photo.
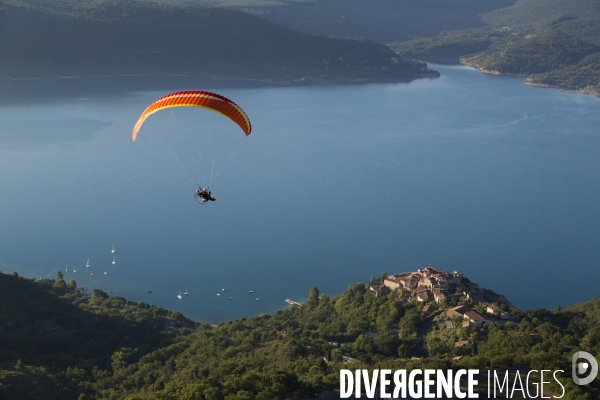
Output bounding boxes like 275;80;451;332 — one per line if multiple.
195;188;216;204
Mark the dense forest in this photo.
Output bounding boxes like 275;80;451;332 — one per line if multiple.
390;0;600;96
0;0;436;83
1;270;599;399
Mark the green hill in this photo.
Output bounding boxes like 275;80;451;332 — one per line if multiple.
0;0;436;83
1;270;600;399
0;271;191;399
390;0;600;95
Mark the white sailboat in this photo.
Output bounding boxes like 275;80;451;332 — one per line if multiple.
86;258;91;268
65;264;69;273
112;255;116;265
184;288;189;295
177;290;182;299
111;244;116;254
104;271;108;276
73;269;77;273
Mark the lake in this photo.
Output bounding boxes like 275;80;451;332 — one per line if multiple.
1;65;599;322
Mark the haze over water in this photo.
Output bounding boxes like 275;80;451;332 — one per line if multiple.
1;64;599;322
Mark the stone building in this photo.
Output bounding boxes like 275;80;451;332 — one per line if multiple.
369;284;390;298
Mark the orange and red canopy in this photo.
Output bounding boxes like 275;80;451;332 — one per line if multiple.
132;91;251;141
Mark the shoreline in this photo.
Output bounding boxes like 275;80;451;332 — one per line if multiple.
459;59;600;98
0;71;440;101
1;70;439;87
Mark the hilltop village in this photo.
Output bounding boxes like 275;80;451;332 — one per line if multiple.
370;266;516;325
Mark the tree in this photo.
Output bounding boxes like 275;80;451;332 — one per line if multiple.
307;286;320;308
397;338;421;358
171;311;184;322
93;288;109;299
554;304;563;313
54;270;67;291
375;331;401;356
354;334;375;354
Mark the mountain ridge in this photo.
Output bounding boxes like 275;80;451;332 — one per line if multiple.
0;0;437;84
149;0;517;44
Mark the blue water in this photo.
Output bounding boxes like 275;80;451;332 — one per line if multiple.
1;65;599;322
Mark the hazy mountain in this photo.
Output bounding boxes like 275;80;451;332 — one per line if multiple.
148;0;517;43
0;0;436;83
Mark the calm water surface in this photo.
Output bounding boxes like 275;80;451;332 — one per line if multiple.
1;65;599;322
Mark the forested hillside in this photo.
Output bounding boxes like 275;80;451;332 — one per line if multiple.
1;270;599;399
390;0;600;96
150;0;516;43
0;271;190;399
0;0;435;83
481;0;600;29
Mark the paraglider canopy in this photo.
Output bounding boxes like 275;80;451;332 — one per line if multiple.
131;90;252;205
132;90;252;141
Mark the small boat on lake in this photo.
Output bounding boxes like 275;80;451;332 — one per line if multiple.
177;291;182;299
184;288;189;295
112;256;116;265
111;244;116;254
86;258;91;268
249;290;253;294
